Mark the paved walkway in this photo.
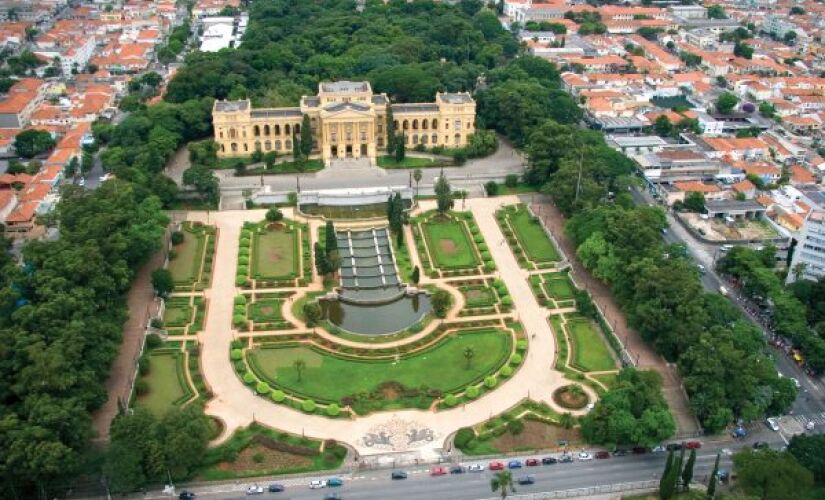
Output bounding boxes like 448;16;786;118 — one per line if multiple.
194;197;595;459
530;199;700;436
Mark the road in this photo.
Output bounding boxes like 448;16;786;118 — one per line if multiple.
140;432;801;500
629;185;825;418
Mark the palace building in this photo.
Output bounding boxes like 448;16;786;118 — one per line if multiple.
212;81;476;165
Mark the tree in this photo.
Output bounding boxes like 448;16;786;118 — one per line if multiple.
300;114;312;157
682;448;696;491
463;346;475;369
733;449;814;500
683;192;706;213
654;115;673;137
716;92;739;114
411;266;420;284
151;268;174;298
324;221;341;275
264;151;278;170
292;134;302;163
435;174;452;213
659;451;675;500
413;168;423;197
314;242;330;276
783;30;797;45
395;133;406;162
182;165;219;204
386;106;396;153
559;412;575;429
787;434;825;483
734;41;753;59
13;129;56;158
707;4;727;18
790;6;805;15
759;101;776;118
490;471;516;499
159;406;211;479
707;453;720;498
65;156;79;178
294;358;307;382
431;289;451;318
265;207;283;222
303;302;322;327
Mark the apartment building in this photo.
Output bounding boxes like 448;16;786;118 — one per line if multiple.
787;210;825;283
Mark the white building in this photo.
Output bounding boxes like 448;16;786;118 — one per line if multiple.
787;210;825;283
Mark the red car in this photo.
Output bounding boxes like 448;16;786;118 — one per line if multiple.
489;461;505;471
430;466;448;476
525;458;540;467
595;451;610;459
686;441;702;449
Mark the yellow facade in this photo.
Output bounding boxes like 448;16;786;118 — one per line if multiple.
212;81;476;165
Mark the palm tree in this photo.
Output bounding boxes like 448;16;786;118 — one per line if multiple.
463;346;475;370
293;359;306;382
413;168;422;197
490;471;515;499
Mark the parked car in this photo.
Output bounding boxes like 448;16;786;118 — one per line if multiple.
450;465;465;474
766;417;780;432
309;480;327;489
666;443;683;451
542;457;558;465
327;478;343;487
595;451;610;459
806;421;815;431
753;441;770;449
577;452;592;461
632;447;647;455
791;377;801;388
686;441;702;449
246;485;264;495
99;173;114;182
612;449;629;456
430;466;448;476
651;445;666;453
508;460;523;469
489;461;505;470
391;471;408;480
559;454;574;463
525;458;540;467
323;494;341;500
517;475;535;485
179;492;196;500
267;484;285;493
468;463;485;472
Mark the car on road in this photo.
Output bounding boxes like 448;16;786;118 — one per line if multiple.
686;441;702;449
99;173;114;182
508;460;523;469
327;478;343;487
766;417;780;432
559;454;574;463
651;445;666;453
791;377;801;388
720;244;733;252
666;443;683;451
391;471;408;480
179;492;196;500
323;494;341;500
78;178;86;187
245;485;264;495
806;421;815;431
517;475;535;485
632;447;647;455
753;441;770;449
585;403;595;412
697;264;706;274
268;484;285;493
468;463;484;472
595;451;610;459
577;452;592;461
450;465;465;474
542;457;558;465
612;449;628;456
309;480;327;489
430;466;448;476
719;286;729;296
525;458;540;466
489;461;505;470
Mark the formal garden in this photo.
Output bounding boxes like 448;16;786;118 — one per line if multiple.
456;277;514;317
529;270;578;309
412;210;494;278
167;221;217;291
496;204;561;269
134;338;198;415
550;313;619;392
162;295;207;335
236;217;311;288
233;292;295;332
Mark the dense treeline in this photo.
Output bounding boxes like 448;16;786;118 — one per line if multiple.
719;246;825;372
0;183;168;496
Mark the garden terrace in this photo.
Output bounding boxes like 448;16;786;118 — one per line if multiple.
453;277;514;317
236;218;310;288
412;210;492;278
135;347;196;415
549;313;619;392
336;227;400;290
529;271;577;309
167;221;217;291
163;296;207;335
235;291;296;332
496;204;561;270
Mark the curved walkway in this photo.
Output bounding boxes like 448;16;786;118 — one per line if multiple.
195;197;595;460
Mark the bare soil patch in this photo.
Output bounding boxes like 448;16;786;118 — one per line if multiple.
490;420;581;452
552;385;589;410
216;444;313;472
439;239;457;254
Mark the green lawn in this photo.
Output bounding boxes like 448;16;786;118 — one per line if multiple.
567;319;616;372
253;226;297;279
422;217;479;269
248;330;510;403
164;302;192;327
377;155;439;169
592;372;618;388
137;352;190;415
509;209;560;262
168;229;204;285
462;286;497;308
249;299;284;322
543;277;576;301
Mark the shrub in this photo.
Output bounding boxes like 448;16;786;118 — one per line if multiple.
484;181;499;196
230;348;243;361
167;249;177;260
484;375;497;388
265;207;284;222
237;265;248;275
238;247;250;257
454;427;475;448
507;418;524;435
134;379;149;396
501;296;513;306
473;234;483;244
270;389;286;402
252;452;265;464
138;356;151;375
242;372;256;385
234;295;247;305
145;333;163;350
465;386;480;399
236;276;248;287
238;256;249;266
233;304;246;316
232;314;246;326
256;381;271;394
326;403;340;416
481;251;491;261
170;231;184;245
505;174;519;188
516;339;528;351
234;360;246;373
510;353;523;365
444;394;458;407
240;236;250;246
500;365;513;377
484;262;496;272
302;399;317;413
231;339;243;349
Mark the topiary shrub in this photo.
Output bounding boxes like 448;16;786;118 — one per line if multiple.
236;276;248;287
171;231;184;245
516;339;528;351
302;399;317;413
465;386;480;399
234;295;247;305
138;356;150;375
500;365;513;378
242;372;255;385
510;353;523;365
326;403;340;416
230;348;243;361
270;389;286;402
231;339;243;349
233;314;246;327
233;304;246;316
484;375;497;388
481;251;491;261
454;427;475;449
473;234;483;244
238;256;249;266
237;265;248;275
501;296;513;307
134;379;149;396
484;262;496;272
444;394;458;407
256;381;271;394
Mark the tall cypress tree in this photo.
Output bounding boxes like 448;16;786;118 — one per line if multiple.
659;451;675;500
314;241;329;276
386;194;395;226
707;453;721;499
300;114;312;157
325;220;338;253
386;105;395;152
682;449;696;491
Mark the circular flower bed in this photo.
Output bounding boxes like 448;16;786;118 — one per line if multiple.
552;384;589;410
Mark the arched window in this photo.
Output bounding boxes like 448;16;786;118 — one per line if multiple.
405;135;411;145
275;140;282;151
285;139;292;150
432;119;438;129
265;140;271;151
431;133;437;144
229;128;237;139
421;135;428;145
454;133;461;145
243;143;249;152
285;124;291;135
219;130;224;139
231;143;238;152
274;124;281;135
221;144;225;152
412;119;418;130
264;124;270;135
412;135;418;145
402;120;409;130
295;124;300;134
253;125;260;137
255;141;261;151
422;120;428;130
394;120;399;130
377;137;384;147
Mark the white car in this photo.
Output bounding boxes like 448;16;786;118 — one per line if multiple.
585;403;595;412
791;377;801;388
577;451;592;461
245;485;264;495
806;421;815;431
309;480;327;489
467;463;484;472
766;417;780;432
651;445;666;453
99;173;114;182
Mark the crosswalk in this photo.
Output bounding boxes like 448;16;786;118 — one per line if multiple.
738;412;825;434
787;413;825;427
